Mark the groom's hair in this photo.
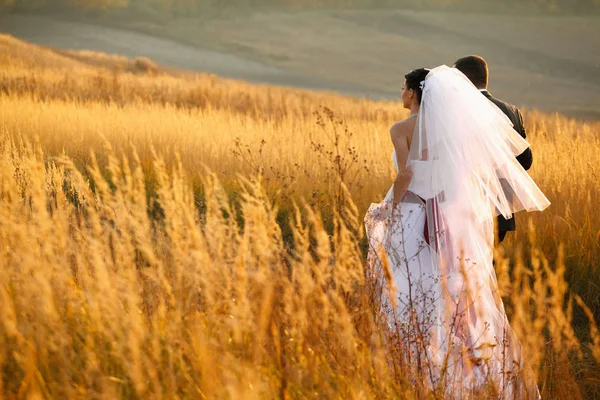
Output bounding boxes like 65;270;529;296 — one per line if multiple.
454;55;488;89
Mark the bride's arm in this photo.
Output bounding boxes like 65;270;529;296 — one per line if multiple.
390;121;414;206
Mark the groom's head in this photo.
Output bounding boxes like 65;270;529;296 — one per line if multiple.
454;55;488;89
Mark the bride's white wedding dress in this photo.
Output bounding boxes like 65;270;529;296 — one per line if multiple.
365;66;550;399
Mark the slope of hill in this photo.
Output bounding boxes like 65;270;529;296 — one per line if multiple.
1;10;599;119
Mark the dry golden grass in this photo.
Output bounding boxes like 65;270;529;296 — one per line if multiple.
0;34;599;398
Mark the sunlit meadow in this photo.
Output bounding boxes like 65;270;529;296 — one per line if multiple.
0;34;599;399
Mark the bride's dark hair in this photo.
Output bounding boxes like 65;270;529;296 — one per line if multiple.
405;68;430;104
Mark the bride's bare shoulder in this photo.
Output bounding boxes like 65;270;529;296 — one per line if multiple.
389;117;415;141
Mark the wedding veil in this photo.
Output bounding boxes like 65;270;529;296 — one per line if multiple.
407;66;550;268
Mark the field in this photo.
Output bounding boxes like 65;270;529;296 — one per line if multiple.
0;34;600;398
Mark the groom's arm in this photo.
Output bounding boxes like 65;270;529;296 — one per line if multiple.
515;109;533;170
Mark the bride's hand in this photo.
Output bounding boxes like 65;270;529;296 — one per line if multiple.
391;201;402;225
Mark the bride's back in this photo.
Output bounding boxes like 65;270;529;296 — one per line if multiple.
391;116;440;200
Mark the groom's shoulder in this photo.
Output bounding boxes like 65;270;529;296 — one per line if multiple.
488;95;521;117
487;95;524;129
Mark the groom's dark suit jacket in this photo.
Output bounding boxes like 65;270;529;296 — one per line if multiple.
481;90;533;238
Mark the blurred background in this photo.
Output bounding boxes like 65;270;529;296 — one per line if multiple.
1;0;599;119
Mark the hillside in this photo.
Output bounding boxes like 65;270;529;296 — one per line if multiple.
2;10;599;120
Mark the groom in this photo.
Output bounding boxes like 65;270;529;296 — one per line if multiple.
454;55;533;243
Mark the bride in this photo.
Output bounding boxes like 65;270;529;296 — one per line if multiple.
365;66;550;398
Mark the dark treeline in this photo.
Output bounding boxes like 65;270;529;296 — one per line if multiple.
1;0;599;18
0;0;127;12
